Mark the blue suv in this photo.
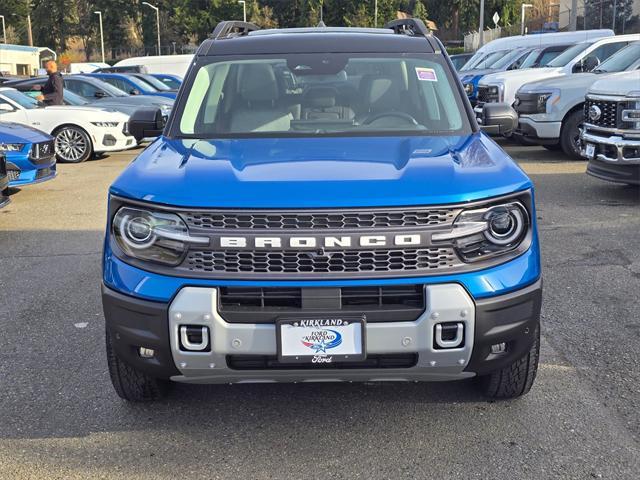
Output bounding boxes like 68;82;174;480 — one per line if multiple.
102;20;542;402
0;122;56;187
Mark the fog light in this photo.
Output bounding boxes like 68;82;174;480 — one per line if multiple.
139;347;155;358
490;342;507;354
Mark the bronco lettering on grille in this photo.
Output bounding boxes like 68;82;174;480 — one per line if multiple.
219;234;425;250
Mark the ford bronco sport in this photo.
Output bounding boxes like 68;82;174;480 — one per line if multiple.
102;20;542;402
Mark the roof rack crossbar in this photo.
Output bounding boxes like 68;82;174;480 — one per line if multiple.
211;21;260;40
383;19;430;37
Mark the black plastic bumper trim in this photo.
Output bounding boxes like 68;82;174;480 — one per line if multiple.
587;159;640;186
465;279;542;376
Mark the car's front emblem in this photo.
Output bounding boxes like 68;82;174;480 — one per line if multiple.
588;105;602;122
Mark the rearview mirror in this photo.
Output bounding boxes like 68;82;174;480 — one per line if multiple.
480;103;518;135
127;107;165;141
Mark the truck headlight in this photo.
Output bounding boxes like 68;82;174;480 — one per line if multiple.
622;100;640;130
112;207;208;266
464;83;474;96
0;143;25;152
434;200;530;262
535;93;553;114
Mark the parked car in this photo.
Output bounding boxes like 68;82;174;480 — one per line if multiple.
581;70;640;185
450;53;474;70
514;41;640;158
129;73;178;93
103;20;542;402
85;73;177;99
4;76;173;123
0;87;136;163
94;65;145;74
0;121;56;186
0;152;9;208
68;62;110;74
149;73;183;89
112;54;194;77
463;29;614;71
476;34;640;123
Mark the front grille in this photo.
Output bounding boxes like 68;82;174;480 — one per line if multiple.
584;99;620;129
6;162;20;182
183;248;458;275
226;353;418;370
218;285;426;323
476;86;498;105
184;208;457;230
514;93;539;115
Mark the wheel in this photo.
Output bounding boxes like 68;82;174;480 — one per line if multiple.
106;330;170;402
543;143;561;151
54;125;92;163
559;110;584;160
477;327;540;399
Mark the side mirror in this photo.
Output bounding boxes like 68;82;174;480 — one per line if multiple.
129;89;140;95
127;107;165;141
0;103;15;113
94;91;108;98
480;103;518;135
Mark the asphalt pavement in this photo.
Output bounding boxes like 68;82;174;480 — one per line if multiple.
0;142;639;479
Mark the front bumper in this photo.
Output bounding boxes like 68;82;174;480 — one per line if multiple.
581;129;640;185
513;116;562;145
92;130;137;153
103;279;541;384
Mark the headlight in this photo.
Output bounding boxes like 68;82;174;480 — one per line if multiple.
159;105;172;118
622;100;640;130
0;143;25;152
112;207;209;266
433;201;530;263
486;84;504;102
535;93;553;114
464;83;474;96
91;121;119;127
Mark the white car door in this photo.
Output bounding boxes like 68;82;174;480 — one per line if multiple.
0;101;29;124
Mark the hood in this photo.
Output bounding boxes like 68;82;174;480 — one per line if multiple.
480;67;564;86
0;121;52;143
588;70;640;96
111;134;532;209
519;72;598;93
42;105;130;120
98;96;174;107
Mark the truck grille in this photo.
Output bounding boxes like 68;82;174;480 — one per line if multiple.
226;354;418;370
476;86;498;105
182;247;458;275
584;99;620;129
218;285;425;323
184;208;457;230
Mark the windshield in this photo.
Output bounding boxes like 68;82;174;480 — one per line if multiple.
136;74;172;91
81;77;130;97
546;42;592;67
519;49;542;69
491;49;528;69
177;54;469;138
123;75;157;92
469;51;508;70
595;42;640;73
1;89;39;109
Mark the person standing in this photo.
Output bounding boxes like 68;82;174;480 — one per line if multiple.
36;60;63;106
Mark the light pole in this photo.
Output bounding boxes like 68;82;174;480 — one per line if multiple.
10;13;32;46
238;1;246;22
142;2;161;56
94;11;105;63
374;0;378;27
0;16;6;44
478;0;485;47
612;0;617;31
521;3;533;35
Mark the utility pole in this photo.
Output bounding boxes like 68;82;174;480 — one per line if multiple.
94;11;105;63
479;0;485;47
612;0;617;32
0;16;6;44
142;2;161;56
238;1;246;23
374;0;378;27
569;0;578;31
27;14;33;46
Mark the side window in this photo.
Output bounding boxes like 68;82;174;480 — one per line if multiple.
102;77;126;92
588;42;628;64
0;99;15;113
66;80;97;98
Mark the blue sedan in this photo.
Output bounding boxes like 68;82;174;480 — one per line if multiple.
85;73;177;99
0;122;56;187
149;73;183;90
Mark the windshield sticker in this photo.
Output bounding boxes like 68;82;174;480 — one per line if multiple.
415;67;437;82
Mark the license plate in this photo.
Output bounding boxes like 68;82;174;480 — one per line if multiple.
585;143;596;159
276;316;366;364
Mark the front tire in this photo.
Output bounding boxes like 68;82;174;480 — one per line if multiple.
477;327;540;399
106;330;170;402
54;125;92;163
559;110;584;160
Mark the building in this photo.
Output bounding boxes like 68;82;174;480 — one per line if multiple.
0;44;56;77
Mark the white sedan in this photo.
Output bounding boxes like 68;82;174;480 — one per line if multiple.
0;87;137;163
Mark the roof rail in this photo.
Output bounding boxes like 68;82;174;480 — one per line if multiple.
383;19;430;37
210;21;260;40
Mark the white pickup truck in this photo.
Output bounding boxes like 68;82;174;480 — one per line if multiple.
475;34;640;124
580;70;640;185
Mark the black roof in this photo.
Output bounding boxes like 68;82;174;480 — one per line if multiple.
198;20;441;56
